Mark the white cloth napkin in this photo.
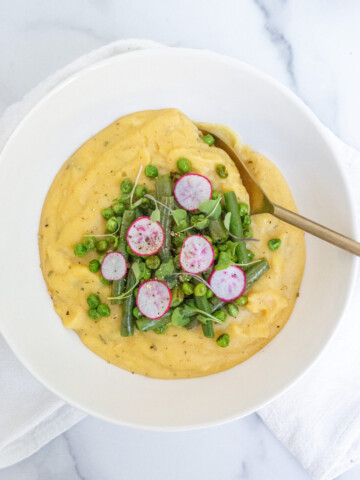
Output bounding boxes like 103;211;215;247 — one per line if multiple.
0;39;359;479
258;134;360;480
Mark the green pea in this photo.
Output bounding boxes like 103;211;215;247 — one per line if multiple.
215;164;228;178
145;255;161;270
133;306;142;319
226;303;239;317
216;333;230;347
135;185;147;198
106;217;118;233
74;243;87;257
213;245;219;260
177;157;191;174
96;240;108;252
126;245;134;256
182;281;194;295
246;249;255;261
97;303;110;317
145;165;158;178
89;259;101;273
121;178;132;193
202;134;215;146
268;238;281;251
143;268;151;280
134;287;139;297
235;295;248;306
206;289;214;299
194;283;207;297
203;235;213;244
214;310;227;322
88;308;101;320
242;214;251;226
83;236;96;250
87;293;100;309
212;190;221;200
100;276;112;285
243;227;253;238
239;202;249;216
113;202;125;215
101;208;114;220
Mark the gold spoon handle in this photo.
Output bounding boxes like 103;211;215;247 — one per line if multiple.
273;204;360;256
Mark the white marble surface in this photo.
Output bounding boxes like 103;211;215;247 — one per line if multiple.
1;1;360;479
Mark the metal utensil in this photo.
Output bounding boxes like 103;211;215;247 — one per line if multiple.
200;128;360;256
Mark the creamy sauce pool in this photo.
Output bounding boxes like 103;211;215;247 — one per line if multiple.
39;109;305;379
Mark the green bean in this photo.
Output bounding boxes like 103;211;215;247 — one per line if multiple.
224;191;248;265
120;258;140;337
156;174;175;261
209;218;229;243
156;173;172;197
186;317;199;330
136;311;172;332
111;210;135;304
145;165;158;178
244;259;270;292
195;291;214;338
171;285;184;307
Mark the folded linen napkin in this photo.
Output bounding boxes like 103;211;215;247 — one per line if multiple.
0;39;359;479
258;133;360;480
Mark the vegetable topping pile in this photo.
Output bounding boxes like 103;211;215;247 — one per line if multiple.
73;136;281;347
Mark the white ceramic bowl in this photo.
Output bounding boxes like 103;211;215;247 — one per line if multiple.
0;48;357;430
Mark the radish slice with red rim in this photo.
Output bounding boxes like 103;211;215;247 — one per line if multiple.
209;265;246;302
179;235;214;274
101;252;127;281
174;174;212;211
126;217;164;256
136;280;172;319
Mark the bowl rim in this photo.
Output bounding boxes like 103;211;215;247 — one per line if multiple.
0;46;358;430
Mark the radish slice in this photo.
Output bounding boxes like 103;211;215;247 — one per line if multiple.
126;217;164;256
101;252;127;281
179;235;214;274
209;265;246;302
174;174;212;211
136;280;172;319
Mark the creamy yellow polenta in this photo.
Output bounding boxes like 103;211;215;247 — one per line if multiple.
39;109;305;379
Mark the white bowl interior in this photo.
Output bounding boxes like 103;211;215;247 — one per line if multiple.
0;48;356;429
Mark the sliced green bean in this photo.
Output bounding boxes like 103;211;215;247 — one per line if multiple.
120;258;140;337
224;191;248;265
195;291;214;338
244;259;270;292
111;209;135;304
136;311;172;332
156;173;172;197
156;174;175;261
